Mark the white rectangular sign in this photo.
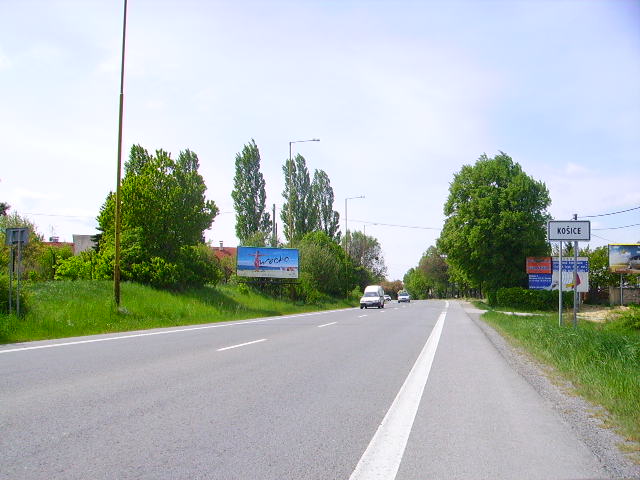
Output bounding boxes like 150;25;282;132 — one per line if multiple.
547;220;591;241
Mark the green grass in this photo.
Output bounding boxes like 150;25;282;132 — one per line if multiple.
0;280;355;343
483;310;640;443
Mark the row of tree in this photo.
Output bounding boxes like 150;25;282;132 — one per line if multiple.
231;139;342;246
2;140;388;299
231;139;387;293
403;152;636;304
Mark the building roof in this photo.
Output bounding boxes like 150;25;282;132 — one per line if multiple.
212;246;237;260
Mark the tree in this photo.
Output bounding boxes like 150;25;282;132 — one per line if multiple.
281;154;316;243
297;231;356;298
417;246;450;298
97;145;220;289
380;279;404;298
311;169;341;241
348;230;387;280
403;267;429;299
438;152;551;304
0;202;9;216
0;211;44;279
231;140;272;245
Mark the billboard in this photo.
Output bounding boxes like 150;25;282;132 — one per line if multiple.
526;257;552;274
236;246;299;279
529;257;589;292
608;244;640;274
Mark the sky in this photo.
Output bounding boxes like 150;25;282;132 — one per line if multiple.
1;0;639;281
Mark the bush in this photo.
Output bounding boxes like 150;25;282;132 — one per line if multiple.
496;286;574;311
617;304;640;330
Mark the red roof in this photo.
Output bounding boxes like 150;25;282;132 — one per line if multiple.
43;241;74;249
212;246;237;260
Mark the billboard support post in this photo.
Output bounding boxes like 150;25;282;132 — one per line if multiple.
573;239;578;328
558;241;563;326
573;214;578;328
620;274;623;306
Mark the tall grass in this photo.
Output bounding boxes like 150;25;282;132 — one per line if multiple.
0;280;354;343
483;311;640;442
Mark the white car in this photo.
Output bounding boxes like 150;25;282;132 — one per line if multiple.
398;292;410;303
360;285;385;309
384;294;391;302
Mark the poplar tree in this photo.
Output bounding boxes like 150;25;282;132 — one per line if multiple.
312;169;341;241
231;140;272;245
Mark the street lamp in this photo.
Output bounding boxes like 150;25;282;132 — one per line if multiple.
345;195;364;256
287;138;319;243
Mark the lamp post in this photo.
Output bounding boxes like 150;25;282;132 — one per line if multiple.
287;138;319;243
114;0;128;307
345;195;364;256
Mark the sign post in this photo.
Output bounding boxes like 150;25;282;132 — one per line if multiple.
558;241;563;326
548;219;590;328
5;228;30;316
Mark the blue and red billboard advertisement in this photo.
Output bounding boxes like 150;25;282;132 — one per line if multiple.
236;246;299;279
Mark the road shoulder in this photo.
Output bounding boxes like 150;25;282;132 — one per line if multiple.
461;300;640;479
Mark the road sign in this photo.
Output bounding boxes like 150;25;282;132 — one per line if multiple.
547;220;590;241
5;227;30;245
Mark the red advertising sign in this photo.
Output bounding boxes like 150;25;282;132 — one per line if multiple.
526;257;552;274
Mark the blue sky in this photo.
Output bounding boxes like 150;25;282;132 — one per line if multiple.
1;0;639;280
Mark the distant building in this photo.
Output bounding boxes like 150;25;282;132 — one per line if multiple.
212;241;236;261
43;234;95;255
72;235;96;255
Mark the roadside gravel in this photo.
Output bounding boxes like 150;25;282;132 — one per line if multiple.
462;302;640;479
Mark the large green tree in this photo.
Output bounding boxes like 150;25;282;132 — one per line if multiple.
97;145;220;288
438;152;550;304
281;154;316;243
231;140;272;245
311;169;341;241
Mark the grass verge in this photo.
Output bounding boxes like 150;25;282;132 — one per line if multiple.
0;280;354;344
482;310;640;444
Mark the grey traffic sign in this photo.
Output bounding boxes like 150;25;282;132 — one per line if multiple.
547;220;591;241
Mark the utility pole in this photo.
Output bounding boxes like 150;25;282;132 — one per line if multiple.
114;0;128;307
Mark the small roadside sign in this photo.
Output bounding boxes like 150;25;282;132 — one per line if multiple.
547;220;590;241
5;228;30;246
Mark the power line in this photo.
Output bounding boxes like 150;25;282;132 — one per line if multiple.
24;212;95;219
591;233;614;242
592;223;640;231
349;219;441;230
579;205;640;218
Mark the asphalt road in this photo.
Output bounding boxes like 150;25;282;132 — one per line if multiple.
1;300;610;479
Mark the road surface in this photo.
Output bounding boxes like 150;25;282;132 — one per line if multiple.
1;300;612;479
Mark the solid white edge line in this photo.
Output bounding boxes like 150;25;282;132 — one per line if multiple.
349;301;448;480
216;338;267;351
317;322;337;328
0;307;357;355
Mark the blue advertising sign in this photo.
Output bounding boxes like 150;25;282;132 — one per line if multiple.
528;257;589;292
529;274;552;290
236;246;299;279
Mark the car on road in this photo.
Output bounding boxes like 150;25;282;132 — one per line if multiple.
384;294;391;302
360;285;385;309
397;291;410;303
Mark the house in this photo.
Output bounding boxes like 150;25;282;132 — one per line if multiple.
212;241;236;261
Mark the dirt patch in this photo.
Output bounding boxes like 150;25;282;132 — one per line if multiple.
577;305;631;323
